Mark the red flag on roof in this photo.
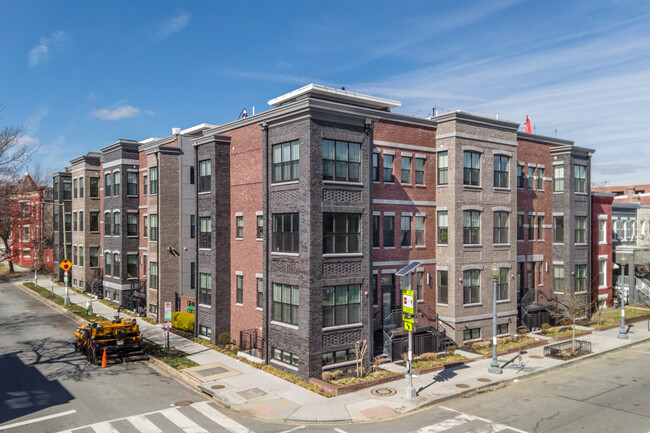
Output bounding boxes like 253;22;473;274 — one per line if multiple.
524;115;533;134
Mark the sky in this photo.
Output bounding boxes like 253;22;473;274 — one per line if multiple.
1;0;649;186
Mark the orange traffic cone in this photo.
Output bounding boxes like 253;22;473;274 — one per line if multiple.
101;348;107;368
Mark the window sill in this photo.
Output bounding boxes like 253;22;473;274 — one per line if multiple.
552;192;564;194
235;303;243;307
401;246;413;249
256;307;263;311
235;238;243;241
417;299;424;303
575;192;588;196
415;245;426;249
271;252;299;257
322;359;357;371
198;191;211;195
415;184;426;188
384;246;395;249
384;181;395;185
256;238;263;242
494;187;511;192
127;195;138;198
437;243;448;246
198;304;211;309
463;244;482;248
464;337;482;344
496;299;510;304
402;183;412;187
323;323;362;332
199;248;211;251
323;253;363;258
437;184;448;188
575;291;588;294
463;303;482;307
270;359;299;371
576;243;588;247
437;303;448;307
493;243;511;247
271;180;299;187
463;185;482;190
271;321;299;330
553;291;565;295
553;242;564;246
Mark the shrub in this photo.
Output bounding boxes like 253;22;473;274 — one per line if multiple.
541;323;551;331
217;332;231;346
445;347;456;357
546;326;564;334
419;352;439;361
330;370;343;379
401;352;409;363
172;312;194;333
372;356;384;371
322;371;335;381
225;343;239;353
471;341;491;350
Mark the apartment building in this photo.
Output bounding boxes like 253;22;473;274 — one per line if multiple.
69;153;102;292
52;170;71;282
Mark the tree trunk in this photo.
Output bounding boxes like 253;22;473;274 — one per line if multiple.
571;320;576;353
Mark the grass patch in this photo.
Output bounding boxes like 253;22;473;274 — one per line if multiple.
543;328;577;338
328;370;395;386
588;308;649;328
473;337;536;356
23;282;108;323
141;317;157;325
143;339;199;370
412;353;466;369
192;337;333;397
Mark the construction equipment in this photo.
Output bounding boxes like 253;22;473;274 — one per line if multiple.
74;317;148;365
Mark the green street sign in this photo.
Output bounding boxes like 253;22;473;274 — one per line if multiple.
402;289;414;316
186;306;195;311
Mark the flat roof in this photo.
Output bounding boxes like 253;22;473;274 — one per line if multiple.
268;83;401;111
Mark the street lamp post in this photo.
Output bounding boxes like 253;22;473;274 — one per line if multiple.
618;255;629;339
489;263;502;374
44;199;70;305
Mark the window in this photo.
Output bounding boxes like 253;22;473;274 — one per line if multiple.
273;141;299;183
72;246;77;265
553;266;564;292
90;247;99;267
373;215;379;248
574;165;586;193
89;177;99;198
272;213;298;253
105;253;111;276
372;153;379;182
497;268;508;300
198;159;211;192
401;215;411;247
190;166;195;184
272;283;299;325
517;215;524;240
463;328;480;341
494;155;509;188
104;213;111;236
517;165;523;188
236;216;243;238
190;215;196;238
537;216;544;240
127;214;138;236
22;227;29;242
437;211;448;244
110;253;119;277
200;274;212;305
322;348;355;367
113;212;121;236
526;262;534;289
79;177;84;197
497;323;509;335
598;259;606;287
143;255;147;277
63;182;72;200
463;211;480;244
150;214;158;241
323;213;360;254
463;151;480;186
598;219;606;243
415;157;425;185
78;246;84;266
401;156;411;183
383;216;394;247
127;172;138;196
416;271;423;301
575;265;586;292
257;216;264;239
54;213;59;229
528;167;535;190
383;154;394;182
73;212;77;231
113;171;120;196
90;212;99;232
149;167;158;195
149;304;158;315
236;275;243;304
323;139;360;182
143;175;147;195
257;278;263;308
415;216;425;247
143;216;148;238
553;216;564;243
65;213;71;232
150;262;158;289
553;165;564;192
437;270;448;304
437;151;448;185
199;217;211;248
73;179;77;198
537;167;543;190
493;212;509;244
79;211;83;231
528;215;534;241
323;284;360;327
272;348;299;366
199;325;211;337
463;270;480;304
575;216;587;243
190;262;195;290
127;255;138;279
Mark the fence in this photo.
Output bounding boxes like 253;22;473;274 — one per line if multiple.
543;339;591;358
240;328;264;359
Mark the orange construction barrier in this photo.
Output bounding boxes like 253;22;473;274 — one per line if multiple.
101;348;107;368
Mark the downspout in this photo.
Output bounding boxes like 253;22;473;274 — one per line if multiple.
156;151;161;323
194;141;199;339
262;122;270;364
365;118;374;361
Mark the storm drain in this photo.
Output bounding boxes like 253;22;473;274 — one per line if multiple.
211;384;225;390
371;387;397;397
174;400;192;406
455;384;470;389
477;378;492;383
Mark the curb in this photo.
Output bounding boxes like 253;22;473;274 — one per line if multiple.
13;279;87;326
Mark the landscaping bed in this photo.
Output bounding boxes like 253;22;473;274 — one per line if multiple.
543;339;592;360
309;370;400;396
538;326;592;341
588;308;650;331
464;336;548;358
142;339;198;370
412;353;474;375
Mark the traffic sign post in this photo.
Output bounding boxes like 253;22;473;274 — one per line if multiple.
63;270;70;305
402;289;417;399
164;302;172;356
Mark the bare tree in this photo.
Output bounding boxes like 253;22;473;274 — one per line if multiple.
0;105;36;180
547;292;590;353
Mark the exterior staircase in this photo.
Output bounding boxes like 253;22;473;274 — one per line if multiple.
635;277;650;306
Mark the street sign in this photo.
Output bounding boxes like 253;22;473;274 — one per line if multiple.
402;289;414;316
163;302;172;331
404;321;413;332
402;315;414;324
59;259;72;271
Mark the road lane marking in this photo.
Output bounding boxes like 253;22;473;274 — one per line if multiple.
90;422;119;433
334;429;348;433
160;408;208;433
192;401;250;433
127;414;163;433
0;409;76;431
436;406;529;433
278;426;305;433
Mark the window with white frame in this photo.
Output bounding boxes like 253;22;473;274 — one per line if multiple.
493;211;508;244
415;216;425;247
598;218;606;243
554;266;564;292
437;151;448;185
553;165;564;192
598;259;606;287
574;165;586;193
575;216;587;243
401;156;411;183
575;264;587;292
494;155;509;188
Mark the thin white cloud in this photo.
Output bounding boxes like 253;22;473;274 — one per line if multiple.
91;105;153;121
86;92;96;101
53;135;65;145
156;13;190;39
28;31;71;67
18;135;39;146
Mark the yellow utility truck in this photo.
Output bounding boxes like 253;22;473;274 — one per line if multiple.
74;317;147;365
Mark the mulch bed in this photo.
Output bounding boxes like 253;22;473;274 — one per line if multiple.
468;338;549;359
412;357;475;375
544;329;592;342
309;372;402;396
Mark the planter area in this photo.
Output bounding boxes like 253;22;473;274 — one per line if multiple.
412;357;475;375
465;337;548;358
309;371;401;396
543;339;592;360
537;327;592;341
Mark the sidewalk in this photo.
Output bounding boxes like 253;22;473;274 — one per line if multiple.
9;269;650;423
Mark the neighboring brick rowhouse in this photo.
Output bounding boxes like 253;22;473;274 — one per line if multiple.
591;193;614;307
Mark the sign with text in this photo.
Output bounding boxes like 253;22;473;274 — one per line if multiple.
163;302;172;331
402;289;414;316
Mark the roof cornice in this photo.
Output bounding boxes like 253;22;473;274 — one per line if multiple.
432;110;519;131
517;131;573;146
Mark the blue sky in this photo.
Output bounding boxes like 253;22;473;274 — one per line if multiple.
2;0;649;186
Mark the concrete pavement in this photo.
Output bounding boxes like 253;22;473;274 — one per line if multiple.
8;268;650;424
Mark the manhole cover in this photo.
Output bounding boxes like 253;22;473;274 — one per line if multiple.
477;378;492;383
456;384;470;389
211;385;225;390
371;387;397;396
530;355;544;359
174;400;192;406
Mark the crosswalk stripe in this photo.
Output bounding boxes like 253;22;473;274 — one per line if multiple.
417;415;468;432
90;422;120;433
127;414;163;433
192;401;251;433
160;408;208;433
